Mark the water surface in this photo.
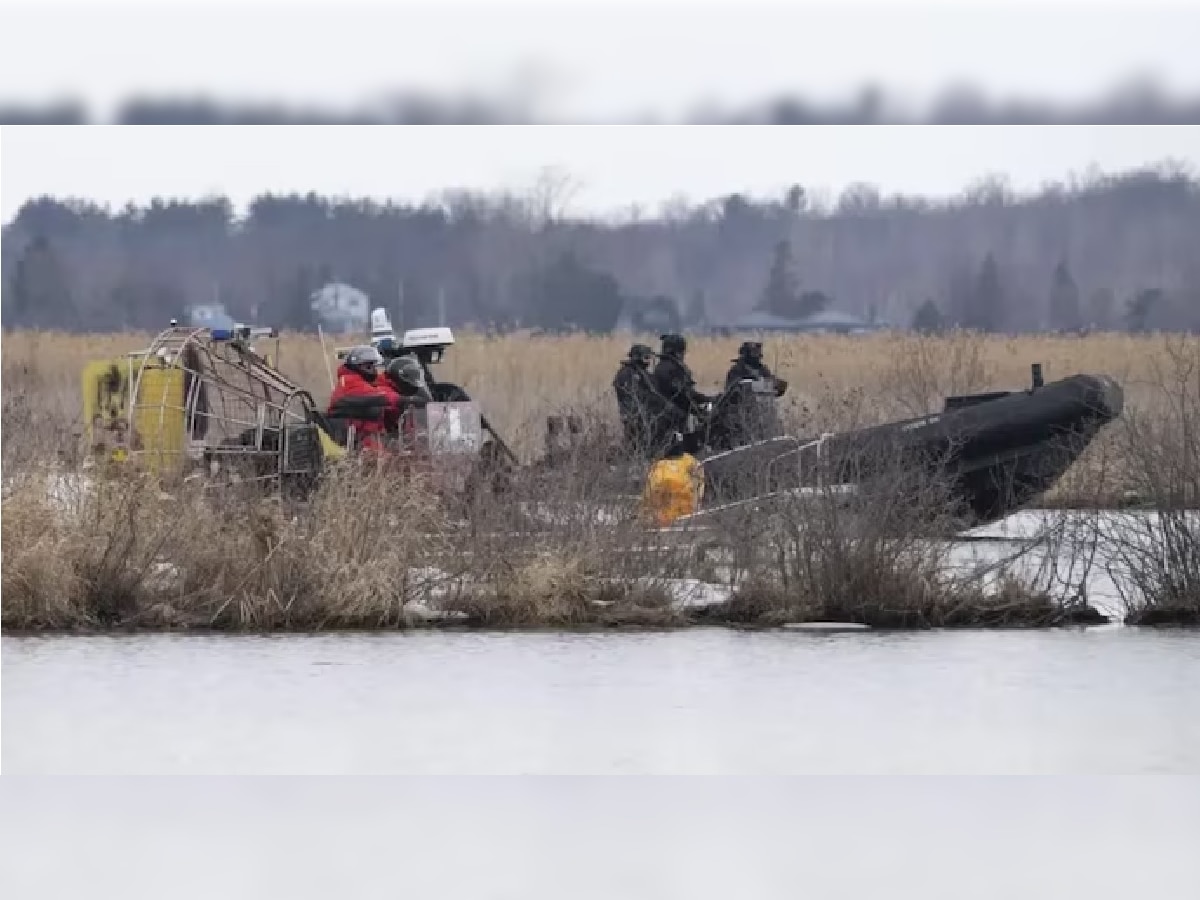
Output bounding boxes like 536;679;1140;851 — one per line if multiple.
5;628;1198;775
4;630;1199;900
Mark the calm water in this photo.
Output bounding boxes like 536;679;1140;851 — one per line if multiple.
3;630;1200;899
5;629;1199;775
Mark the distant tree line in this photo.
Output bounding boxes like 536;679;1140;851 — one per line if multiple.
3;163;1200;335
7;79;1200;125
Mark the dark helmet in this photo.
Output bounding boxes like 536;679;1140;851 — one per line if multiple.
386;354;432;400
738;341;764;363
627;343;654;367
660;333;687;358
344;345;383;381
664;429;700;458
373;336;401;358
664;431;686;458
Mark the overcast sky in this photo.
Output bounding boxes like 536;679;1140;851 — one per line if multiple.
3;125;1200;222
3;2;1200;221
5;1;1200;120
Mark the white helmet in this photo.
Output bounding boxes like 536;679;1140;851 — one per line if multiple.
344;345;383;376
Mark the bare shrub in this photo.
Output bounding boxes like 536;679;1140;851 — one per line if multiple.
172;460;456;629
699;432;1101;628
2;472;86;628
2;460;457;631
2;468;191;628
1096;337;1200;625
442;408;690;627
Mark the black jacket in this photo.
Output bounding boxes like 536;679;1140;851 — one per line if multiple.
725;358;773;388
653;354;714;414
613;362;659;416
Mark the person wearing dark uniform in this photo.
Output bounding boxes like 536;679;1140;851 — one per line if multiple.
385;354;434;405
613;343;663;456
724;341;788;396
651;333;717;449
714;341;788;450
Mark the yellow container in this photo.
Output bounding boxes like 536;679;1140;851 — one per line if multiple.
132;363;187;471
643;453;705;526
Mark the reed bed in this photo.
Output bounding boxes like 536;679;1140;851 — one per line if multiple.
1;451;1097;633
3;328;1197;631
1;328;1185;461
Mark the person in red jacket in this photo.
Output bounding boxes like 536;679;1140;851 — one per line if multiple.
327;345;401;453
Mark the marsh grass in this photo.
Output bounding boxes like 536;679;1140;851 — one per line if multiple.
3;328;1195;631
1092;338;1200;625
2;327;1183;459
690;429;1106;629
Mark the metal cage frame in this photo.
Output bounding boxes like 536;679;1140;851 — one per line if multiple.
123;325;324;488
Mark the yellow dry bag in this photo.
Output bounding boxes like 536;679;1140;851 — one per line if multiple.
643;453;704;526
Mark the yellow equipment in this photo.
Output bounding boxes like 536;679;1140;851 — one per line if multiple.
80;323;334;488
642;452;705;526
81;357;188;470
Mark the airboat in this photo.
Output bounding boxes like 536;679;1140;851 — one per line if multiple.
80;315;491;497
80;309;1125;535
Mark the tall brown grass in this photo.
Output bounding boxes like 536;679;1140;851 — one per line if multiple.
1087;337;1200;625
1;431;1097;633
1;327;1185;462
3;327;1196;632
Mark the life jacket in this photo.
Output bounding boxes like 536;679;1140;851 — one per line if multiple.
328;364;399;451
643;453;705;526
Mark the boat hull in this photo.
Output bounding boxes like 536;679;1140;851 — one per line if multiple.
700;373;1124;527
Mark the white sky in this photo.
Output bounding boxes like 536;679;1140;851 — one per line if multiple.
2;1;1200;220
3;1;1200;120
3;125;1200;223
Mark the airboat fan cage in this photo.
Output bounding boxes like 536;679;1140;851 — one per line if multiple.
126;326;324;486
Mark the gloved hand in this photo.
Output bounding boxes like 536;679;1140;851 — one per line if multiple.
774;378;789;397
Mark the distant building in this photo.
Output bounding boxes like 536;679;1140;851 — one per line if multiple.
310;282;370;334
613;295;684;335
188;303;236;331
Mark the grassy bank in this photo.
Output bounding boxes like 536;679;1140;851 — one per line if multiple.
2;449;1110;634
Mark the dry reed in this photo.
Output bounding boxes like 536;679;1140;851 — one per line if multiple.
3;327;1195;632
2;327;1185;464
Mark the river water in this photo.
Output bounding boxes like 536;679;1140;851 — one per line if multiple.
3;630;1200;899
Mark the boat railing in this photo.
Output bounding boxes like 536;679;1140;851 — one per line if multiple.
765;431;835;490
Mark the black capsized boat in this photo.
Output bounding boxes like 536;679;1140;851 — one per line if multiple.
700;364;1124;527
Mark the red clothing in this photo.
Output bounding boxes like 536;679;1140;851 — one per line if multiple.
328;364;401;452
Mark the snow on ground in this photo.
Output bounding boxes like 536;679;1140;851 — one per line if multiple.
653;578;734;609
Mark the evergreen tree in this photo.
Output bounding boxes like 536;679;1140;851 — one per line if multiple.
911;298;945;334
759;240;802;315
1124;288;1165;333
757;240;831;319
521;250;625;333
8;235;74;328
959;253;1004;333
1048;259;1082;332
